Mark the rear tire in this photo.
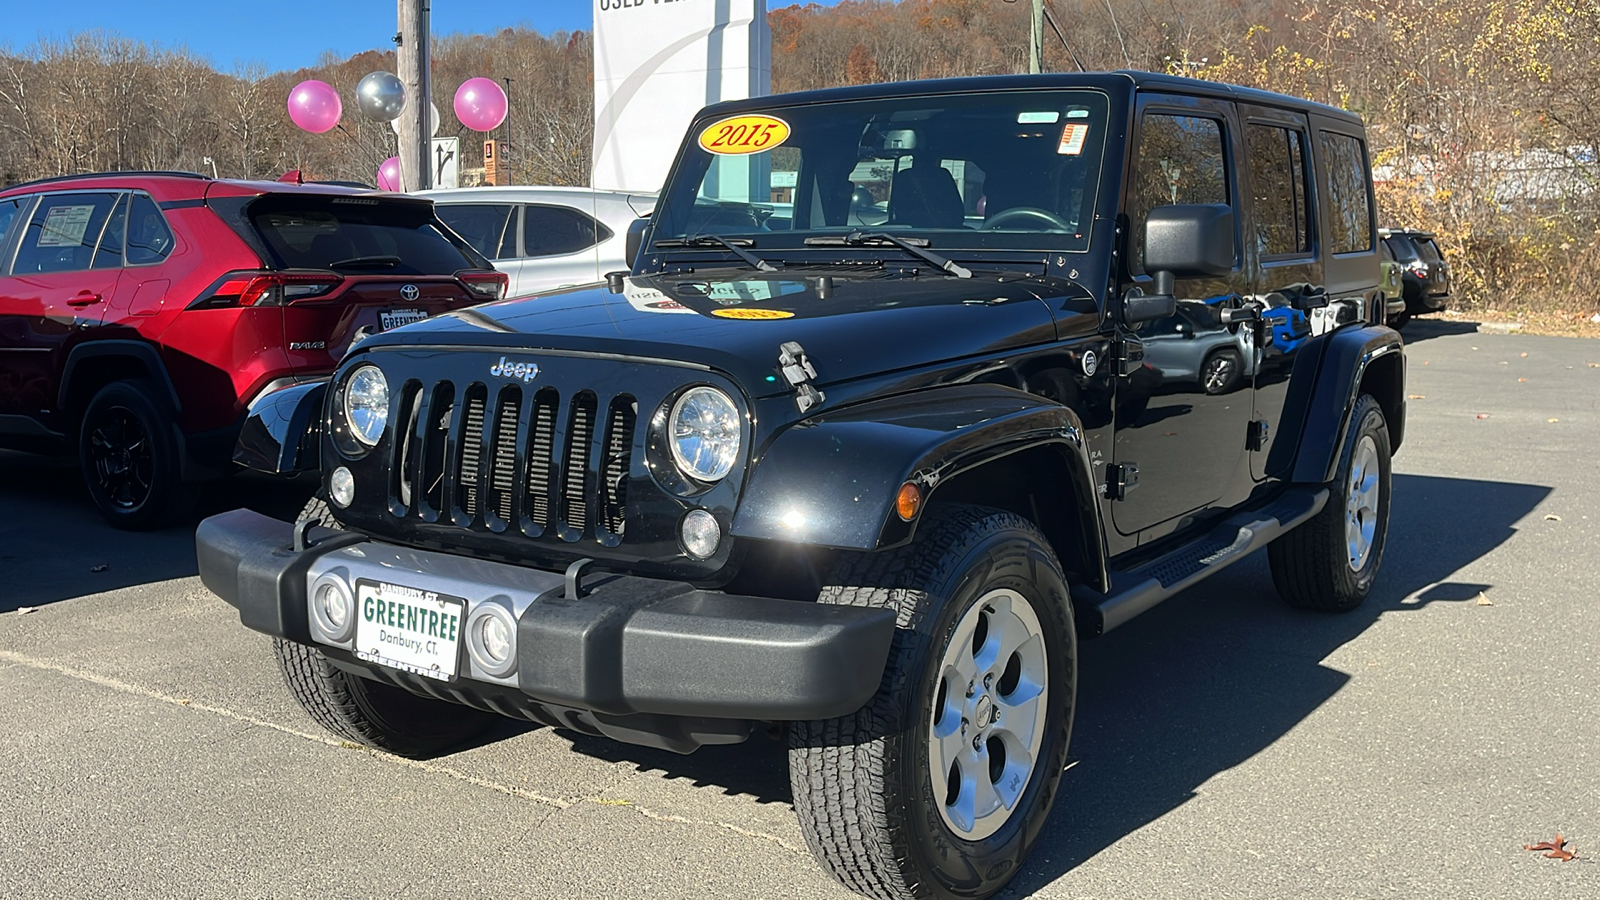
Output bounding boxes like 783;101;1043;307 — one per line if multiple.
273;494;496;758
1269;394;1391;612
1200;348;1242;395
78;379;188;529
789;505;1076;900
1387;309;1410;330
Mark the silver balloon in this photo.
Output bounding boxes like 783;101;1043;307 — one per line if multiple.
356;71;407;123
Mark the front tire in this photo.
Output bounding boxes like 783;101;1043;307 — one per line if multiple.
1269;394;1392;612
272;495;497;758
789;505;1077;900
1200;348;1242;395
78;379;187;529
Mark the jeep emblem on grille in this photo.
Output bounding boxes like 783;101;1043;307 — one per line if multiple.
399;284;420;301
490;356;539;382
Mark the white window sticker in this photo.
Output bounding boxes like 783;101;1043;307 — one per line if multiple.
38;205;95;247
1066;109;1091;119
1057;123;1090;156
1017;111;1061;124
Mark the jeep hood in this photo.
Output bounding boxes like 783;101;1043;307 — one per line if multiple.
360;269;1067;398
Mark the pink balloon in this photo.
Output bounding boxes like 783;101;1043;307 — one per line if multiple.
376;157;402;192
288;80;342;134
454;77;508;132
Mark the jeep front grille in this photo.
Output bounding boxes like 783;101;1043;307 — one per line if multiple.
392;381;637;541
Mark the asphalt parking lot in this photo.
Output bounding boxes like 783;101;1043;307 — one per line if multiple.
3;318;1598;899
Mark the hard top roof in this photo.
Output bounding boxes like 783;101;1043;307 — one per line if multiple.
698;70;1362;127
0;171;413;204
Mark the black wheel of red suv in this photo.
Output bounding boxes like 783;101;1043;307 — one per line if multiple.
78;380;186;530
789;505;1077;900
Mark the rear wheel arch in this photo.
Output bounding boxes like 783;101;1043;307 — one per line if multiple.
1359;351;1405;453
60;341;182;424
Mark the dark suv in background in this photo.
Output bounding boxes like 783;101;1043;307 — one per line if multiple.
1380;227;1452;326
0;172;506;528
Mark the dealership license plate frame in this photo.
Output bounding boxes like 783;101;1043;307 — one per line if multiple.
353;579;467;682
379;309;428;331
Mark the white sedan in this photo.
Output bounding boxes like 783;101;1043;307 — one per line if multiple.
421;187;654;298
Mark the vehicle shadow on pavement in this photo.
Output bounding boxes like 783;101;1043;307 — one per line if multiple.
0;449;314;611
999;472;1550;896
1399;318;1480;344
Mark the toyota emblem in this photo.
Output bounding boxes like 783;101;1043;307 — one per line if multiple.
399;284;420;302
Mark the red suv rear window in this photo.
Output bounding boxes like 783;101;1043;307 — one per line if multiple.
243;195;483;275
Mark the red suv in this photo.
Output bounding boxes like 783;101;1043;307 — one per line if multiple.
0;171;506;528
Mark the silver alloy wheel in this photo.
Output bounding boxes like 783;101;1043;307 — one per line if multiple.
1345;434;1381;571
928;588;1049;841
1203;354;1235;393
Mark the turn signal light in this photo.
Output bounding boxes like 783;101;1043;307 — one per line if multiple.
895;482;923;522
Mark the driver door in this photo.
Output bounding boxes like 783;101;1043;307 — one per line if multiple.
1111;96;1253;537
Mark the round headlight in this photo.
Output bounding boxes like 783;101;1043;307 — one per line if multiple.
669;387;741;482
343;365;389;447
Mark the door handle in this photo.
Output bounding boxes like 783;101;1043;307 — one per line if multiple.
67;291;103;307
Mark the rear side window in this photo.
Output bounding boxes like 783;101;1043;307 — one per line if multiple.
1320;131;1373;254
523;205;608;258
1130;113;1229;271
13;192;120;275
246;196;478;275
435;204;517;260
1245;124;1311;257
127;193;176;265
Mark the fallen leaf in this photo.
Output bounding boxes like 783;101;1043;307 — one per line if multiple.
1476;593;1494;606
1588;363;1600;368
1524;834;1578;861
1423;360;1430;365
16;607;36;616
1545;514;1563;521
1518;378;1527;382
1408;394;1426;399
1476;414;1491;419
177;699;192;706
90;564;108;573
1499;361;1510;365
1521;352;1529;358
1549;418;1560;423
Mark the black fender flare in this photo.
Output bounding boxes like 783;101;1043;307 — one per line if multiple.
58;340;182;414
233;378;328;474
1289;325;1406;485
730;383;1108;589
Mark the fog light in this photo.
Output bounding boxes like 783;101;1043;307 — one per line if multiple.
481;616;512;663
465;602;518;678
680;509;721;559
308;573;355;642
330;466;354;508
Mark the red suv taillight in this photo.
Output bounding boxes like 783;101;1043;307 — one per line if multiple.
189;271;344;309
458;270;509;302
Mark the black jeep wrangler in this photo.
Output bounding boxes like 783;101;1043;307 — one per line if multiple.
198;71;1403;900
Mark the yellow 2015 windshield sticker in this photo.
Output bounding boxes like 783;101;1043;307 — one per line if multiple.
698;114;791;155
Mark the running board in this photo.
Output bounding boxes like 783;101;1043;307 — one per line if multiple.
1073;487;1329;638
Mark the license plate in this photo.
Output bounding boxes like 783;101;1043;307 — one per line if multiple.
353;580;465;681
380;309;428;331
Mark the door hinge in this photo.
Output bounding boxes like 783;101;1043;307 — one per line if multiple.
1247;419;1270;452
1105;463;1140;501
1111;336;1146;376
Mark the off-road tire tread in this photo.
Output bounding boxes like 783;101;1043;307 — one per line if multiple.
789;504;1054;900
1269;394;1389;613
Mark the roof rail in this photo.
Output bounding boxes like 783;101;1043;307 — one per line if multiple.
1;170;211;191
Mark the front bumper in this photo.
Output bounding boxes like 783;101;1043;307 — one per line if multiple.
197;509;895;726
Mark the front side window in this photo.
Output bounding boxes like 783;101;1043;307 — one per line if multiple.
1321;131;1373;254
653;90;1111;253
1245;124;1311;257
1129;113;1229;271
92;194;129;269
435;204;516;260
13;192;121;275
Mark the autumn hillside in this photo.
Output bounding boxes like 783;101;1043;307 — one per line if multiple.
2;0;1597;314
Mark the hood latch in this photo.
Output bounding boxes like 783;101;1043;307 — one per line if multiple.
778;341;825;414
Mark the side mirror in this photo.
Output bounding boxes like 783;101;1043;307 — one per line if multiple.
625;216;650;269
1124;203;1235;326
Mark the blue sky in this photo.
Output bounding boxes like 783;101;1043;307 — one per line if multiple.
1;0;851;73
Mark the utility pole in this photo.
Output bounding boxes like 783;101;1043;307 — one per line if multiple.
396;0;432;191
1029;0;1044;74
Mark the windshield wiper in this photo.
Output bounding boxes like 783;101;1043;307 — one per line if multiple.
803;231;970;278
653;234;779;272
328;255;402;269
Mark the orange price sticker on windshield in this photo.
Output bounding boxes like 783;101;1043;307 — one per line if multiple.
698;114;791;156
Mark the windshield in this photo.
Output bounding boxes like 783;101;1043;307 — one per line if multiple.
651;90;1110;255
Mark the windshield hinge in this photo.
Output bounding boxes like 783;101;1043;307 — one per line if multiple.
778;341;825;413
